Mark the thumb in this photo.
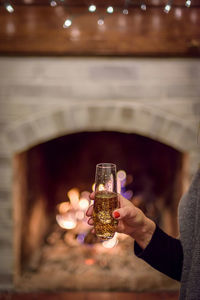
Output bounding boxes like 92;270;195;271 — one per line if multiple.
112;206;137;220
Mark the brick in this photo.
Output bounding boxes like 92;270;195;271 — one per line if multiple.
167;84;200;98
68;106;90;131
0;191;11;200
192;102;200;115
0;138;12;158
32;113;63;143
121;107;134;121
89;65;136;81
0;248;13;274
0;166;12;190
0;203;13;228
0;273;13;288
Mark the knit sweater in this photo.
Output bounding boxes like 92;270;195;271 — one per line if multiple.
178;167;200;300
134;167;200;300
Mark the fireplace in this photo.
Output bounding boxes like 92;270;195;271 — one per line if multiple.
12;131;186;292
0;57;199;297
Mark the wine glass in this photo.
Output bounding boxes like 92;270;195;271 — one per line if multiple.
93;163;119;240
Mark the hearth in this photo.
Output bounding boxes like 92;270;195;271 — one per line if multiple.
13;131;186;292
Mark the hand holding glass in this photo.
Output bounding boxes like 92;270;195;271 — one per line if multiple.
93;163;119;240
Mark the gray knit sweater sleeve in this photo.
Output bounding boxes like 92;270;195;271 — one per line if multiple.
178;167;200;300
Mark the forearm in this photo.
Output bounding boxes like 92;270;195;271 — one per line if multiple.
129;213;156;250
135;217;156;249
134;225;183;281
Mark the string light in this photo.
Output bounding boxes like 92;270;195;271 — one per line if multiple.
140;4;147;11
3;0;194;27
63;19;72;28
88;4;96;12
164;4;171;13
97;19;104;26
190;11;197;22
107;6;114;14
6;22;15;34
70;28;81;40
123;9;129;15
185;0;191;7
175;8;182;18
50;0;57;7
5;3;14;13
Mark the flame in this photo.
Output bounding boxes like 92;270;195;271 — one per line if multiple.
67;188;80;209
56;213;77;229
57;201;70;214
79;198;89;210
75;210;85;220
81;191;90;198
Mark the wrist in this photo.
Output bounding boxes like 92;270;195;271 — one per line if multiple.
132;217;156;250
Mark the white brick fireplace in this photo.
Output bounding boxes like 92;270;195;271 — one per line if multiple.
0;57;199;290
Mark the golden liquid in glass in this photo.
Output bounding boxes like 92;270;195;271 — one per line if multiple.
93;191;118;240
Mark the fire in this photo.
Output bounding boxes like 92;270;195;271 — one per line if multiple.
79;198;89;210
75;210;85;220
57;201;70;214
56;170;132;248
56;188;88;230
67;188;80;210
85;258;95;265
56;213;77;230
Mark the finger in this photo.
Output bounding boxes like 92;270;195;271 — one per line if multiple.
86;205;94;217
117;193;132;207
112;205;137;220
88;217;94;226
115;221;126;233
89;192;95;200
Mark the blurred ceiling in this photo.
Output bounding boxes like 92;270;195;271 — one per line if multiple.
0;0;199;56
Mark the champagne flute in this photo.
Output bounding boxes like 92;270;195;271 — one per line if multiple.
93;163;119;240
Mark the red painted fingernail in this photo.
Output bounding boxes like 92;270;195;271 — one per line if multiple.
114;211;120;218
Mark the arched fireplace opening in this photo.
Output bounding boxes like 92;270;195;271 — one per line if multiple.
13;131;187;292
